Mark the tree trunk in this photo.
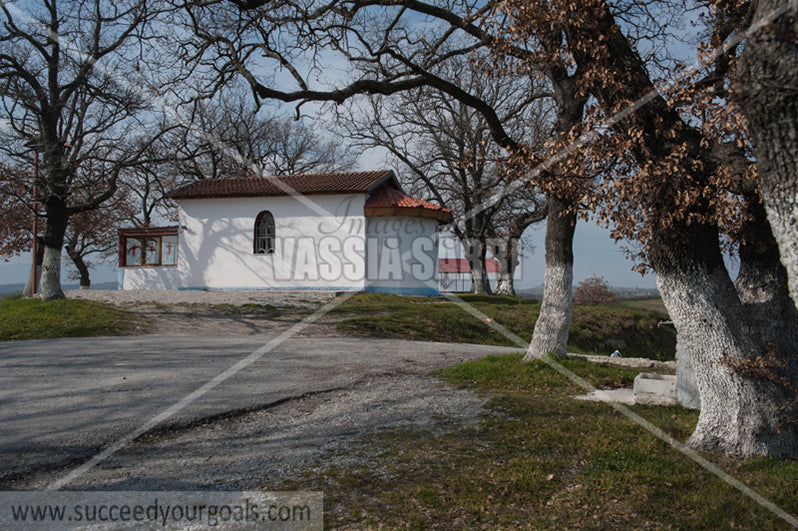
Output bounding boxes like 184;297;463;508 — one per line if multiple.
525;195;576;360
493;238;519;296
463;237;492;295
738;1;798;310
66;243;91;290
555;0;798;457
39;197;69;301
493;204;547;296
735;198;798;362
654;220;797;458
40;246;65;300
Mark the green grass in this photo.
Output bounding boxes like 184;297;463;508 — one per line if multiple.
333;293;676;360
279;354;797;529
0;295;143;340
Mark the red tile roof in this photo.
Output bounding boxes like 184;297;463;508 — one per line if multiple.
438;258;500;274
364;186;452;223
171;170;397;199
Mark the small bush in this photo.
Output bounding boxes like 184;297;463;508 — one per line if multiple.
573;275;617;305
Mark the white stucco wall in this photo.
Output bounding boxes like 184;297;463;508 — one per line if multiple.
121;194;445;295
364;216;440;296
121;265;182;290
176;194;368;290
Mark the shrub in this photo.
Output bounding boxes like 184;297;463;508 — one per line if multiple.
573;275;617;305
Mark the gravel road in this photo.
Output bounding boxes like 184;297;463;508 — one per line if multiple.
4;290;669;494
3;290;521;492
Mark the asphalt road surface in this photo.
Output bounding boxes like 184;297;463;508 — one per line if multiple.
0;335;518;489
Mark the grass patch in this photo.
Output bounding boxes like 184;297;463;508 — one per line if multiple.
280;354;796;529
0;295;143;340
333;293;676;360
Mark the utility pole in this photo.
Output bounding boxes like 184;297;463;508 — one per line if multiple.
31;149;39;296
24;137;42;297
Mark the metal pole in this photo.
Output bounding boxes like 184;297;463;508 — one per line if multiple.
31;150;38;296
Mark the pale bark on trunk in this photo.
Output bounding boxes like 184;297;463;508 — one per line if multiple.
463;238;492;295
22;266;39;298
658;267;796;457
557;0;797;457
655;221;797;458
493;238;519;296
738;1;798;310
40;245;65;301
39;184;69;301
525;195;576;360
492;206;547;297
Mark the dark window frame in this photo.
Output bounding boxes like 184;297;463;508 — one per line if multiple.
254;211;276;254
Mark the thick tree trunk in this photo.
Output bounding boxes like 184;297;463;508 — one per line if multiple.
555;0;797;457
525;195;576;360
738;2;798;310
654;221;797;458
493;238;519;296
66;244;91;290
735;199;798;361
39;198;69;301
40;246;65;300
463;238;492;295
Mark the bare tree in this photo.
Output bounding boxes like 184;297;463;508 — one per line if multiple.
0;0;166;300
113;86;359;234
168;89;357;183
180;0;798;455
489;200;547;296
338;57;551;294
179;0;591;355
64;202;132;289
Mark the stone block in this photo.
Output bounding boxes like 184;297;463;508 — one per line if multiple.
633;373;677;405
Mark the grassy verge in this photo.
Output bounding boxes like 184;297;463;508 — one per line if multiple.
281;354;797;529
332;293;676;360
0;295;144;340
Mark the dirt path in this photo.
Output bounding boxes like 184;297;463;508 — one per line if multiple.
4;291;514;492
68;289;348;337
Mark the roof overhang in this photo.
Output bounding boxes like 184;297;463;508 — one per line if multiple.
364;206;453;224
118;226;179;237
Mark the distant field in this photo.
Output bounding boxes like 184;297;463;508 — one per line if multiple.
622;298;669;315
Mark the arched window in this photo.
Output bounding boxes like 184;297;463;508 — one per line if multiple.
254;211;275;254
